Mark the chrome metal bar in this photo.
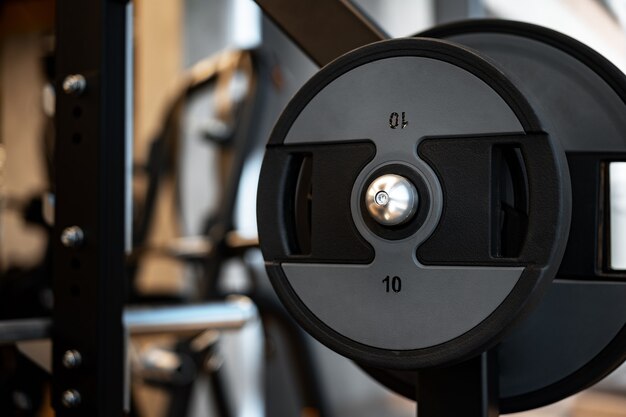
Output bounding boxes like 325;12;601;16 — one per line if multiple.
0;298;258;345
124;297;257;335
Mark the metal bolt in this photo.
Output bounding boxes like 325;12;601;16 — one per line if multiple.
62;350;82;369
61;389;81;408
375;191;389;206
365;174;419;226
62;74;86;96
61;226;84;248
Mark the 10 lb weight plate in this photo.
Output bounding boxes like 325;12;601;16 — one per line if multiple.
257;37;571;369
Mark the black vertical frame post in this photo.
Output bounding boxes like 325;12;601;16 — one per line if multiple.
53;0;128;416
417;351;499;417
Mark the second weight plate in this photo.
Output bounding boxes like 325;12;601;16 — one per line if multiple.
361;19;626;413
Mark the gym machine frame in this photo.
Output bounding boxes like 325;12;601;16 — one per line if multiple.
50;2;263;416
25;0;263;416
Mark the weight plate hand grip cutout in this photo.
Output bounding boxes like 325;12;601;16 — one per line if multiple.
257;38;571;369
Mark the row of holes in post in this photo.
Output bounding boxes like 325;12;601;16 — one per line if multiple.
73;106;82;144
70;103;82;297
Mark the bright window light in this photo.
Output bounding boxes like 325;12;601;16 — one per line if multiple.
231;0;261;49
610;162;626;270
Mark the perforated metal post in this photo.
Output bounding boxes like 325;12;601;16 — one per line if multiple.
53;0;128;415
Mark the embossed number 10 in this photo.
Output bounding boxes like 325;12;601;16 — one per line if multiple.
382;275;402;293
389;112;408;129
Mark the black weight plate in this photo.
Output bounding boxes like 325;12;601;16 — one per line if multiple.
361;19;626;413
257;37;571;369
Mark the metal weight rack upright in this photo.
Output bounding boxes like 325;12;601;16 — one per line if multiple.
52;0;129;415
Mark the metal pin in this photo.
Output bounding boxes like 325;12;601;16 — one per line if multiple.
61;389;81;408
61;226;84;248
62;74;86;96
62;350;82;369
